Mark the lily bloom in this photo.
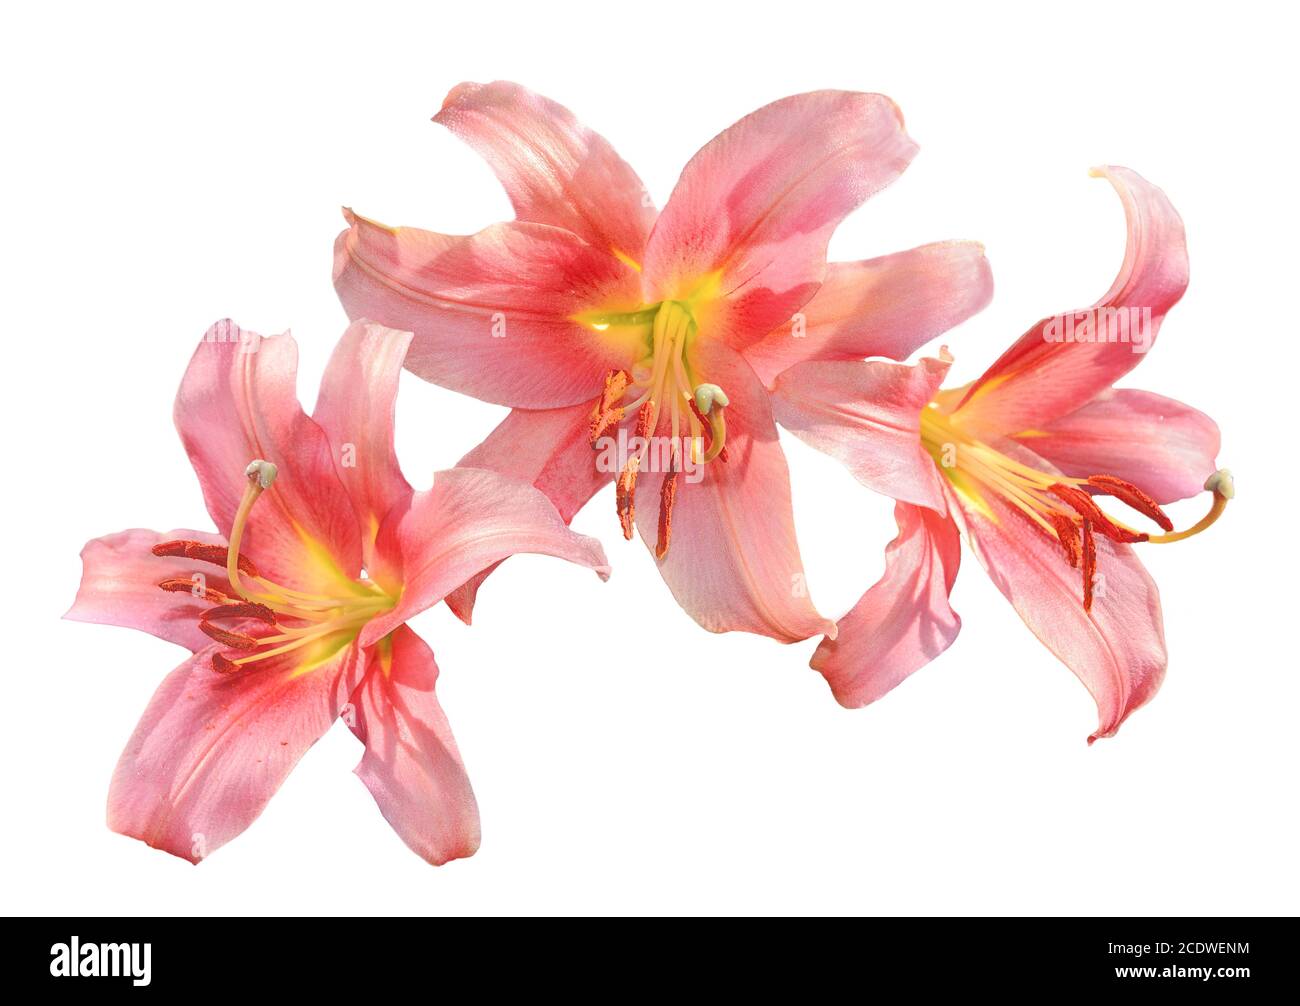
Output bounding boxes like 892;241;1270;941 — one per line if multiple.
770;167;1230;741
67;319;609;863
333;80;992;642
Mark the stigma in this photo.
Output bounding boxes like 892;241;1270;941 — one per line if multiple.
920;407;1231;612
587;300;731;558
153;459;396;674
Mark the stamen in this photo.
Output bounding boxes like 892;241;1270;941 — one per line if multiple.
211;652;241;674
157;578;233;604
198;620;260;651
616;463;638;539
1046;513;1081;568
656;471;679;559
1086;475;1173;532
202;601;277;625
1081;519;1097;612
152;540;258;576
589;368;630;446
1048;484;1147;544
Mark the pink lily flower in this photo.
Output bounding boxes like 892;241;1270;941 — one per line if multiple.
66;320;609;863
771;167;1231;741
333;81;992;642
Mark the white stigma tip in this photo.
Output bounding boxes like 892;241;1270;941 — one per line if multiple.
1204;468;1234;500
694;383;729;415
245;459;278;489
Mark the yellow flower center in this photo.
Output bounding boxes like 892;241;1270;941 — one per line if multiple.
157;460;397;675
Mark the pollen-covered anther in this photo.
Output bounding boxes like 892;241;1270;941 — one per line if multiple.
152;540;258;576
198;620;260;651
616;460;639;540
655;470;679;559
157;577;233;604
202;601;277;625
244;459;278;489
1048;484;1146;544
589;369;630;446
1081;519;1097;612
211;652;241;674
1046;512;1081;568
1086;474;1173;532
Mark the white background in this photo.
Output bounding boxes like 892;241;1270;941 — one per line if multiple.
4;1;1296;916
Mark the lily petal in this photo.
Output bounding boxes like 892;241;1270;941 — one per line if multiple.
745;241;993;387
66;528;238;652
642;90;918;349
446;399;613;624
313;320;414;565
952;166;1190;438
361;467;610;646
333;215;643;408
633;341;834;642
434;80;656;262
951;446;1167;742
176;321;363;591
347;626;479;866
811;502;962;707
770;355;951;511
107;642;364;862
1013;388;1220;505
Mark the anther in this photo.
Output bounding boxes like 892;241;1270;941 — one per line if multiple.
1048;484;1146;544
1086;475;1173;532
589;369;630;447
211;652;241;674
1081;519;1097;612
152;540;258;576
1046;513;1081;568
198;620;260;651
202;601;276;625
157;578;234;604
656;471;679;559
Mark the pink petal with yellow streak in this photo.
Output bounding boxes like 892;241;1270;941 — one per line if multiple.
175;321;362;592
770;355;951;511
313;320;414;566
1013;388;1220;505
361;467;610;646
642;90;918;350
434;80;656;262
346;626;479;866
745;241;993;387
952;167;1190;438
811;502;962;707
333;214;643;409
107;641;365;863
632;340;834;642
